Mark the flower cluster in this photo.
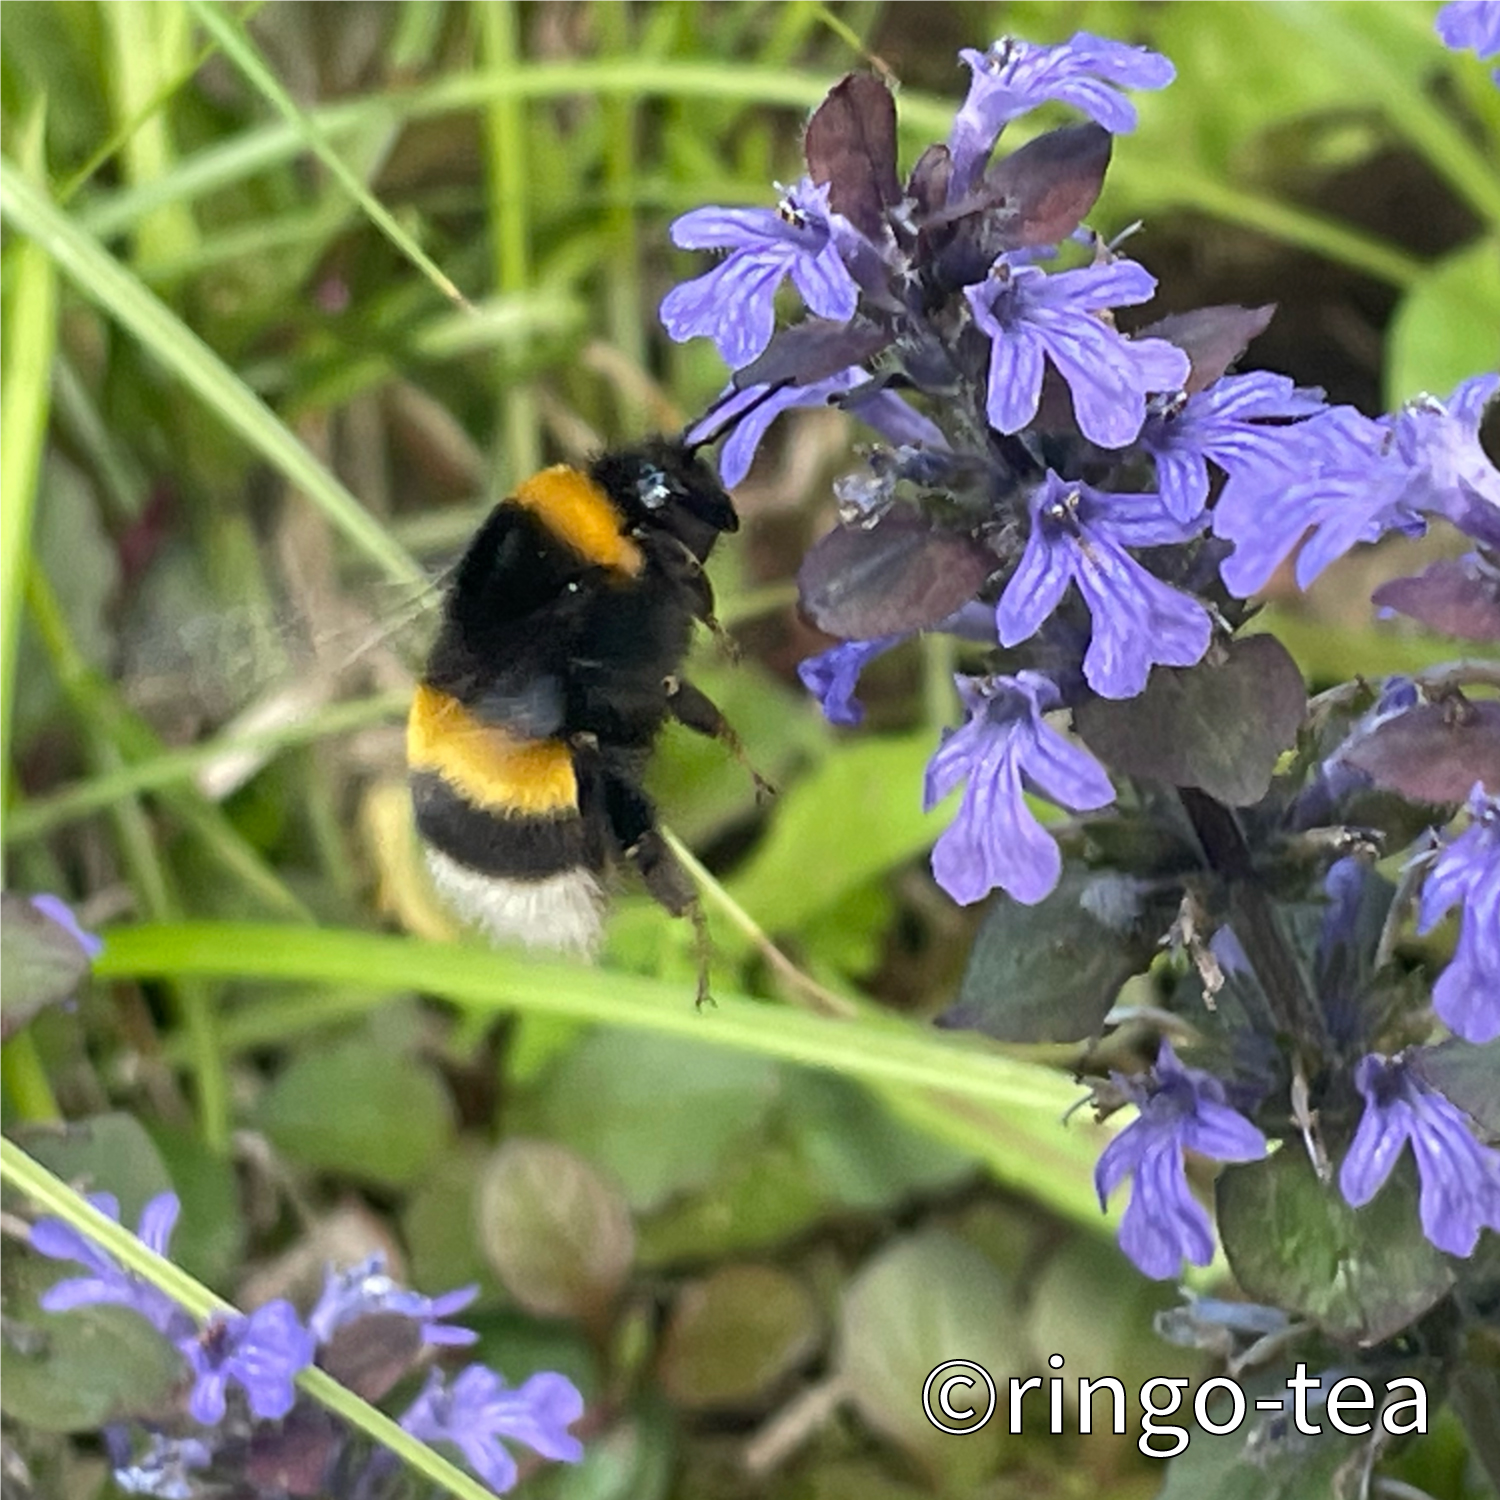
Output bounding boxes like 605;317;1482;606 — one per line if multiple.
661;24;1500;1317
29;1194;584;1498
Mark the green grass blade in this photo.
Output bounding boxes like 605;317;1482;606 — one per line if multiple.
0;159;424;592
0;196;58;816
187;0;470;309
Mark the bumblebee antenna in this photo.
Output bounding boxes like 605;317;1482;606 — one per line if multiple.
681;378;792;455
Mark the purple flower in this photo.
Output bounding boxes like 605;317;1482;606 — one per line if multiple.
1139;372;1327;523
798;635;905;727
31;1191;189;1339
308;1253;478;1348
112;1434;213;1499
997;472;1212;699
924;671;1115;905
1340;1052;1500;1257
692;374;947;489
947;33;1175;194
660;178;860;370
1389;374;1500;549
28;892;104;959
1437;0;1500;71
400;1364;585;1494
966;257;1190;449
1095;1042;1269;1280
1213;376;1499;598
1417;783;1500;1043
178;1300;315;1425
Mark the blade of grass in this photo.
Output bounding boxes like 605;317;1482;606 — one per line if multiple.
0;104;58;818
0;1140;504;1500
187;0;471;310
6;689;409;843
92;920;1115;1230
478;0;540;489
0;160;424;592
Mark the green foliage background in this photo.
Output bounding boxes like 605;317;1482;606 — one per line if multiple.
2;3;1496;1497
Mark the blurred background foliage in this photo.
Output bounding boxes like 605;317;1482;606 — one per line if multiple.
1;2;1496;1497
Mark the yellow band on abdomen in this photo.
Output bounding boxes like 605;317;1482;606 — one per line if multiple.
407;683;578;815
510;465;644;576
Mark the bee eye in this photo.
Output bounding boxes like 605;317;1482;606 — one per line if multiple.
637;465;674;510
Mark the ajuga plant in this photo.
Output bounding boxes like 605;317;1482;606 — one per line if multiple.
663;18;1500;1490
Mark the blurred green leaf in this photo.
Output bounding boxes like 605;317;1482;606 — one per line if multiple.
1386;236;1500;406
728;734;946;933
477;1138;634;1322
0;1252;181;1434
658;1263;820;1410
836;1229;1026;1485
0;895;94;1037
13;1113;172;1227
526;1028;781;1213
143;1122;244;1289
401;1140;499;1299
257;1033;453;1188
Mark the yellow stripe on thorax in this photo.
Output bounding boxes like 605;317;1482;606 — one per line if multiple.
510;464;644;577
407;683;577;815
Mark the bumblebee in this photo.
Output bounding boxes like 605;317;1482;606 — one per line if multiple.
406;436;748;979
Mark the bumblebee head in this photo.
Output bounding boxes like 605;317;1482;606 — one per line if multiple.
590;439;738;562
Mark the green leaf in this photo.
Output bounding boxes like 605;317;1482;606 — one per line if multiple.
527;1028;780;1213
477;1138;634;1321
1076;635;1306;807
13;1113;172;1227
0;894;94;1038
836;1229;1024;1485
727;733;946;933
257;1033;453;1188
658;1264;820;1409
401;1141;500;1300
143;1122;244;1289
1217;1148;1453;1344
947;868;1157;1043
1387;236;1500;405
0;1252;181;1434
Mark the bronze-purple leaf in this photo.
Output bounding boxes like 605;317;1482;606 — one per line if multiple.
975;123;1112;248
733;318;893;391
1372;557;1500;643
1342;700;1500;803
804;73;902;242
907;143;952;218
1137;305;1277;395
1075;634;1307;807
317;1311;422;1402
246;1405;342;1497
798;509;994;638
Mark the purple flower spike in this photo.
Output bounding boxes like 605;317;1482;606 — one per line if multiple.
1340;1052;1500;1258
966;258;1190;450
400;1364;585;1494
998;473;1212;699
660;178;860;370
1437;0;1500;72
308;1253;479;1348
1139;372;1327;523
31;1191;190;1339
1095;1042;1268;1280
28;892;104;960
179;1300;315;1425
924;671;1115;906
947;33;1175;193
798;635;905;727
1416;783;1500;1043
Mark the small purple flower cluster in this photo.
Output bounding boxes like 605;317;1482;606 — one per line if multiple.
30;1194;584;1498
660;25;1500;1301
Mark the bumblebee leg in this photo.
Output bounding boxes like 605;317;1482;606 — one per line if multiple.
664;676;775;802
602;774;715;1006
